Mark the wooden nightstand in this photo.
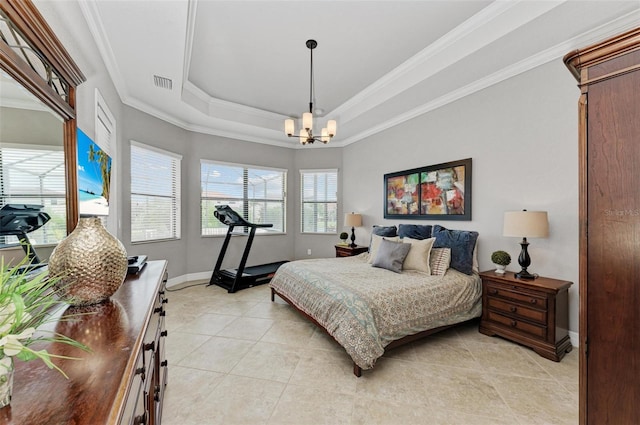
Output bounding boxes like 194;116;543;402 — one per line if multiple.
479;270;573;361
335;244;368;257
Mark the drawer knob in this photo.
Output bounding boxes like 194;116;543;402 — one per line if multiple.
161;360;168;367
133;413;146;425
510;306;517;313
162;298;169;304
160;311;166;317
160;330;168;337
510;320;517;327
529;299;537;304
135;367;145;378
159;290;165;295
488;289;498;295
154;307;162;314
144;342;155;351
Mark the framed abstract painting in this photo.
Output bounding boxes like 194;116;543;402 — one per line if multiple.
384;158;472;220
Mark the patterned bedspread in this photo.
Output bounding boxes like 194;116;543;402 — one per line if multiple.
269;254;482;370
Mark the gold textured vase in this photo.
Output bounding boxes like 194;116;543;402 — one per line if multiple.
48;217;128;306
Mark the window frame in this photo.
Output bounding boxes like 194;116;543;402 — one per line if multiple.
200;159;287;237
300;168;338;234
130;140;182;244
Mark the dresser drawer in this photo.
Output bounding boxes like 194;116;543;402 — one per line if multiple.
485;282;547;309
488;311;547;339
487;297;547;324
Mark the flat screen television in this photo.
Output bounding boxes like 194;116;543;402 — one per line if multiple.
77;128;112;217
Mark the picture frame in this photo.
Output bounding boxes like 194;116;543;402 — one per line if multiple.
384;158;472;220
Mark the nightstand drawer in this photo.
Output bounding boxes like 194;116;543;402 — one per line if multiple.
488;311;547;339
487;298;546;324
485;282;547;309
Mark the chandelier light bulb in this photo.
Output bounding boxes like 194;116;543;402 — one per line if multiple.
285;119;295;136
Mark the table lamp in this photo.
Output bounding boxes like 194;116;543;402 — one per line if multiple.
344;213;362;248
503;210;549;279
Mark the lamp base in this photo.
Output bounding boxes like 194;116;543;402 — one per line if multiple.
515;269;537;279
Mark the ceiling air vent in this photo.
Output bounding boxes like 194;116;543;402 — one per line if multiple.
153;75;173;90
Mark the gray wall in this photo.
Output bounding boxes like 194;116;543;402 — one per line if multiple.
342;59;580;332
30;0;581;333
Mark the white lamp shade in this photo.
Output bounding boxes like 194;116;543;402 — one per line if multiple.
327;119;337;136
302;112;313;130
344;213;362;227
503;211;549;238
285;119;295;136
321;128;329;143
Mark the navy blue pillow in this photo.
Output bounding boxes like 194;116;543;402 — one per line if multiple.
372;225;397;237
432;225;478;275
398;224;432;240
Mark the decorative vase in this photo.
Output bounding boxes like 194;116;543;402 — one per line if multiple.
0;359;14;409
48;217;128;306
494;264;507;274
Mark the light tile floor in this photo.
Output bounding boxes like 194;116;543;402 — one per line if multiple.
161;282;578;425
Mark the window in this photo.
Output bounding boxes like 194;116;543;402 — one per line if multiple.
130;141;181;243
300;169;338;233
201;160;286;236
0;145;67;246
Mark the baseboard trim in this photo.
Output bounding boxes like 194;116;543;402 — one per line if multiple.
166;271;211;288
569;330;579;347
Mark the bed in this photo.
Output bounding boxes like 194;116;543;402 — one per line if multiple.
269;247;482;377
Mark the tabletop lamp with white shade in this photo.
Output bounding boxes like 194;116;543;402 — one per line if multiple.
344;213;362;248
503;210;549;279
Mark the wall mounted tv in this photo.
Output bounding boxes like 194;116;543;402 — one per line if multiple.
77;128;111;217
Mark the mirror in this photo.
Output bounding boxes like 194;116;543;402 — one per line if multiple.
0;0;85;239
1;69;67;252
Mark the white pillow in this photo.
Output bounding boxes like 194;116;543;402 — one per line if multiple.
401;237;436;273
368;234;399;264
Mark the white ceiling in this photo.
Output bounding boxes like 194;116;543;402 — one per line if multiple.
75;0;640;149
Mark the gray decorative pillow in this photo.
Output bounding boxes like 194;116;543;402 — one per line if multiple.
372;238;411;273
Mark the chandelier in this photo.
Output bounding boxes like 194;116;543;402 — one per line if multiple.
284;39;337;145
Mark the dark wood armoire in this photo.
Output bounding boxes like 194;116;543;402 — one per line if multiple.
564;28;640;425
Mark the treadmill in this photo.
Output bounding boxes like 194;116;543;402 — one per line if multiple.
0;204;50;269
209;205;287;293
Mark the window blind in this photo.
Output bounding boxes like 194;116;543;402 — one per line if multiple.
300;169;338;233
201;160;286;236
0;145;67;246
130;142;181;242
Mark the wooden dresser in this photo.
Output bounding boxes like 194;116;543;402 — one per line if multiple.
479;270;572;361
0;260;169;424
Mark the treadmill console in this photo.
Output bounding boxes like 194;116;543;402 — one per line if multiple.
213;205;249;226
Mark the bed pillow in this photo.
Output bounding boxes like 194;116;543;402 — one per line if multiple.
401;237;435;273
398;224;432;240
368;234;400;263
369;225;398;251
372;238;411;273
430;247;451;276
432;225;479;275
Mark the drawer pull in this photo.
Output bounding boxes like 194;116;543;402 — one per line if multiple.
160;311;166;317
144;342;155;351
510;320;517;327
510;306;517;313
162;298;169;304
154;307;162;314
529;299;537;304
488;289;498;295
159;290;165;295
161;360;168;367
135;366;145;376
160;330;168;337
